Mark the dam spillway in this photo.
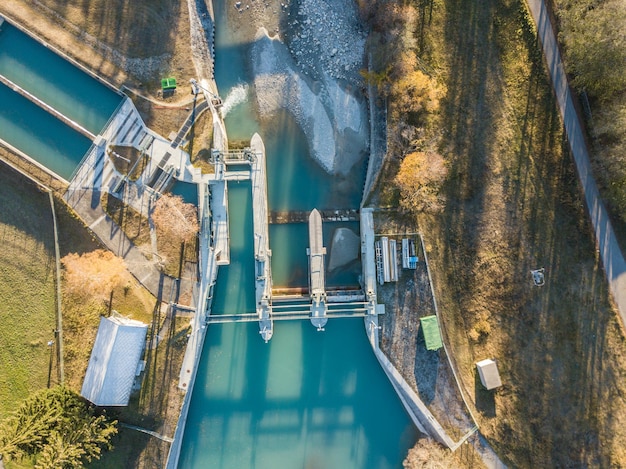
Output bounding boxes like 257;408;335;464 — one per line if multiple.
208;140;371;338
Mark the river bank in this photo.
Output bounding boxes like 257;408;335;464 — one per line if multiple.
223;0;369;177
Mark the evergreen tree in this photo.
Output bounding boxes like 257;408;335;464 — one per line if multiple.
0;386;117;468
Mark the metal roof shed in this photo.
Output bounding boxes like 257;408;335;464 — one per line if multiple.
81;315;148;406
420;315;443;351
476;358;502;390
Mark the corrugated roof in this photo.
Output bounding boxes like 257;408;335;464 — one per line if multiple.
81;315;148;406
420;315;443;351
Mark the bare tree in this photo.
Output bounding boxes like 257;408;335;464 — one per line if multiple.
61;250;126;302
151;194;199;245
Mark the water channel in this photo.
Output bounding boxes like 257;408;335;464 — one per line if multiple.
0;21;123;180
178;2;418;468
0;22;123;135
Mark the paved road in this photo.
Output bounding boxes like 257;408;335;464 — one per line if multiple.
526;0;626;327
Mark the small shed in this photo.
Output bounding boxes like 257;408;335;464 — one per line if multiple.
476;358;502;390
420;315;443;351
81;314;148;406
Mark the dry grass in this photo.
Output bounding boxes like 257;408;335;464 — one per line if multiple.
61;277;158;392
108;146;146;180
101;193;152;250
389;0;626;465
129;92;199;140
584;93;626;248
184;109;215;175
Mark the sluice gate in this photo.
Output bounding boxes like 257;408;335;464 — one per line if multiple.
269;208;359;224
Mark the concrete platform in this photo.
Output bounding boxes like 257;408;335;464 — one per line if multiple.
250;133;273;341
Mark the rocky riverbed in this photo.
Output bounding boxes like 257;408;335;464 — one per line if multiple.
225;0;369;176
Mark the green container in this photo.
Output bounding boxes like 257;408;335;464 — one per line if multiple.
420;315;443;351
161;77;177;90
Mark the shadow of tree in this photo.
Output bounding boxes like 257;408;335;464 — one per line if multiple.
426;0;626;465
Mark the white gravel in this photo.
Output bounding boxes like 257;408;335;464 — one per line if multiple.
251;25;368;175
287;0;366;82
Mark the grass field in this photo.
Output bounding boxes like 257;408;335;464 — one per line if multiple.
0;164;184;468
0;165;56;419
403;0;626;465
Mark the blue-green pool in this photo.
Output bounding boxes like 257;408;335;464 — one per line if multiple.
0;82;93;180
179;319;419;469
170;180;199;206
0;22;123;135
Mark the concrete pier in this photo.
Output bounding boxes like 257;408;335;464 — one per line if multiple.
308;209;328;330
250;133;273;341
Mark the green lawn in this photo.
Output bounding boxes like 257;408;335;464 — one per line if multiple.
0;165;56;419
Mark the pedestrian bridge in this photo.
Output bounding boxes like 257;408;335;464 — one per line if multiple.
205;301;371;325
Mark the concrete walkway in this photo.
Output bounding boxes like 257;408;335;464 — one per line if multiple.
526;0;626;327
64;187;192;304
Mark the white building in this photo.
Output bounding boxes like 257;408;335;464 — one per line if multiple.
476;358;502;391
81;314;148;406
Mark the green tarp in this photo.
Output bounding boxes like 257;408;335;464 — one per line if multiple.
161;77;177;90
420;315;443;351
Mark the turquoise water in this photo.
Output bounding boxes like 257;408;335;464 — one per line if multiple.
270;222;361;289
178;1;417;467
170;181;199;206
0;82;93;180
0;22;123;135
179;319;418;469
211;181;256;316
263;110;367;211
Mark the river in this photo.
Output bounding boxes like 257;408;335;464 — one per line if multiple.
177;1;418;467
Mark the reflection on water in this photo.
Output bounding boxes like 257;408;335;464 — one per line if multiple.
179;320;419;469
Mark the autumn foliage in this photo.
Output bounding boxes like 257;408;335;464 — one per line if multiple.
61;250;127;302
395;151;447;213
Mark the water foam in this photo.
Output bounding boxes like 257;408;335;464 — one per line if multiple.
220;83;249;118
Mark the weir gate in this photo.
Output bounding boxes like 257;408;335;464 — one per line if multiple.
209;145;377;342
